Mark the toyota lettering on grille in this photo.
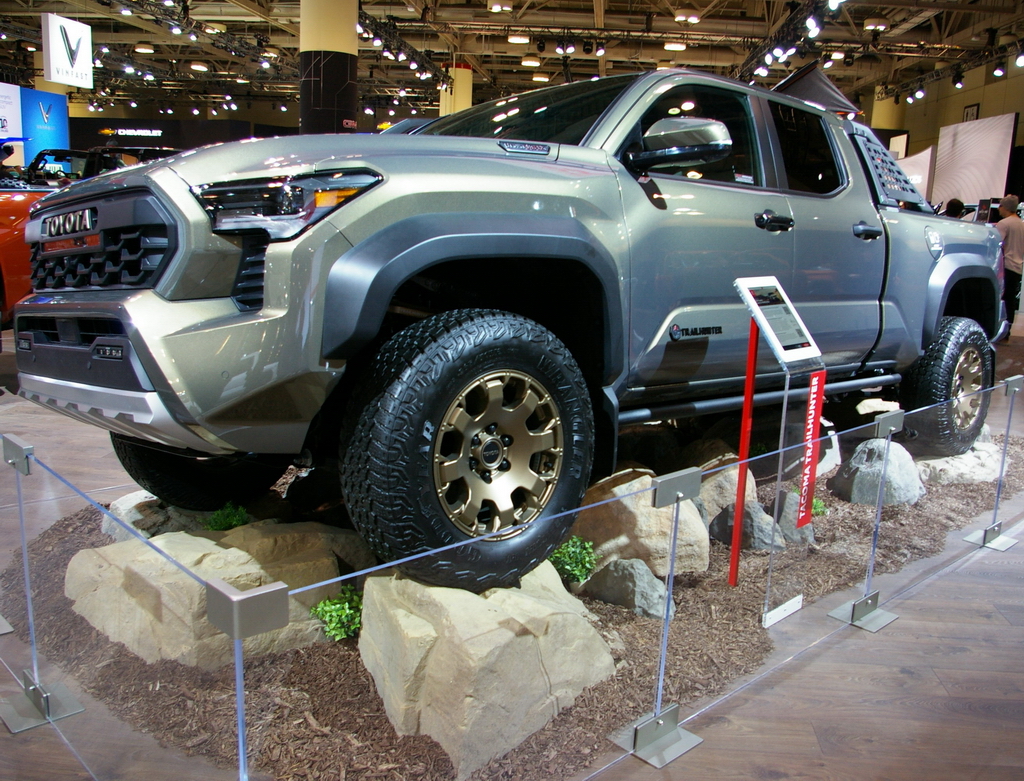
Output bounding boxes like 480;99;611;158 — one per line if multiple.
43;208;94;238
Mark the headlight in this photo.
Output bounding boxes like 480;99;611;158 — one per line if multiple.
191;170;381;240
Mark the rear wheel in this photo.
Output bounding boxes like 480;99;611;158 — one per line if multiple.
111;434;287;511
340;309;594;592
900;316;994;456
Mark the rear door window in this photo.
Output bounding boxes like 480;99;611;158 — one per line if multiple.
769;102;843;194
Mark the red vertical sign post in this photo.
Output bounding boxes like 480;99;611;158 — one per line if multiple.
729;319;760;587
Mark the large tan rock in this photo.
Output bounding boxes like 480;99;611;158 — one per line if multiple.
103;490;213;542
573;468;709;578
679;439;760;522
358;561;614;779
65;521;371;669
916;442;1004;485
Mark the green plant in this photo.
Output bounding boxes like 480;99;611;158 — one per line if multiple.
749;442;770;458
311;585;363;640
812;497;827;516
549;536;597;584
202;502;250;531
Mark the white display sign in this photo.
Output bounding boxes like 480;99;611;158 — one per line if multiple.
734;276;822;365
42;13;94;89
0;81;22;138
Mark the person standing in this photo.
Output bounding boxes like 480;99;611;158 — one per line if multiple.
997;194;1024;328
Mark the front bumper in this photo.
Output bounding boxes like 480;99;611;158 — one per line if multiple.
18;372;230;453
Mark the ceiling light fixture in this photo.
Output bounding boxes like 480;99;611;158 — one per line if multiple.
532;73;550;82
508;33;530;45
190;61;209;72
135;43;155;53
595;41;606;56
521;55;540;67
664;41;687;51
674;5;700;23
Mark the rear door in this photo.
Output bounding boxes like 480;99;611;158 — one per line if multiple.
765;100;885;375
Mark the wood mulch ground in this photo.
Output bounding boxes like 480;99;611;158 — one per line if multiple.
2;435;1022;781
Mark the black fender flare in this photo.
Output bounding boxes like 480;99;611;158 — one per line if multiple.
923;254;1002;345
321;212;626;383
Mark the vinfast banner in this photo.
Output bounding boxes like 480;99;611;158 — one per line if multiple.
42;13;94;89
20;87;70;162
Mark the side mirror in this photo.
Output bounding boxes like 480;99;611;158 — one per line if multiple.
627;117;732;172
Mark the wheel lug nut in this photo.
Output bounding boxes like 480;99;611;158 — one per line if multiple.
471;435;481;447
480;471;493;483
499;459;511;471
500;435;513;446
486;423;498;434
468;457;479;470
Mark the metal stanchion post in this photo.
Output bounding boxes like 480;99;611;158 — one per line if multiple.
608;467;703;768
0;435;85;733
964;376;1022;551
828;411;901;633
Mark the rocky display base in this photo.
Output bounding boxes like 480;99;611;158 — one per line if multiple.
65;515;375;669
359;562;615;779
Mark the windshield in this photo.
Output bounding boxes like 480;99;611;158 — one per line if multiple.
420;74;639;145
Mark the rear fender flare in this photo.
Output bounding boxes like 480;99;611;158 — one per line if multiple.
924;256;1001;345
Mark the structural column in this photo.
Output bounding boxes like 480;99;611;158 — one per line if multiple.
439;62;473;116
300;0;359;133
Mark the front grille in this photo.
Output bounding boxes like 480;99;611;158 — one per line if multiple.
17;315;126;346
29;191;177;293
232;234;268;311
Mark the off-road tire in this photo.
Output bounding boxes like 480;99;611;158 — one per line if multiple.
111;433;286;511
899;316;994;456
340;309;594;592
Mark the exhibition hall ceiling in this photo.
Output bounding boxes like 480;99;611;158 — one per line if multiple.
0;0;1021;113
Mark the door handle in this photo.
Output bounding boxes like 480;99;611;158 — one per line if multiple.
755;210;795;232
852;221;883;240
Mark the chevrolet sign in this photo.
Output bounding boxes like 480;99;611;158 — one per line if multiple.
43;208;95;238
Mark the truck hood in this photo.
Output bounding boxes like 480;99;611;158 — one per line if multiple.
161;133;565;187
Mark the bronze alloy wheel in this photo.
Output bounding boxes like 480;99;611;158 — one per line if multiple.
900;315;993;457
433;369;563;539
951;345;984;430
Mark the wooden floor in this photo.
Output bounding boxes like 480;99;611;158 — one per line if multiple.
584;508;1024;781
2;324;1024;781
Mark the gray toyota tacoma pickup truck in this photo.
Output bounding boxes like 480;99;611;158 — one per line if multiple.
14;70;1005;590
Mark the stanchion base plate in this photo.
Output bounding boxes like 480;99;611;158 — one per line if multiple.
608;704;703;768
0;613;12;635
0;682;84;734
964;529;1018;551
828;597;899;633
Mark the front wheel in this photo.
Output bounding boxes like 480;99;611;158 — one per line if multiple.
340;309;594;592
899;316;994;456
